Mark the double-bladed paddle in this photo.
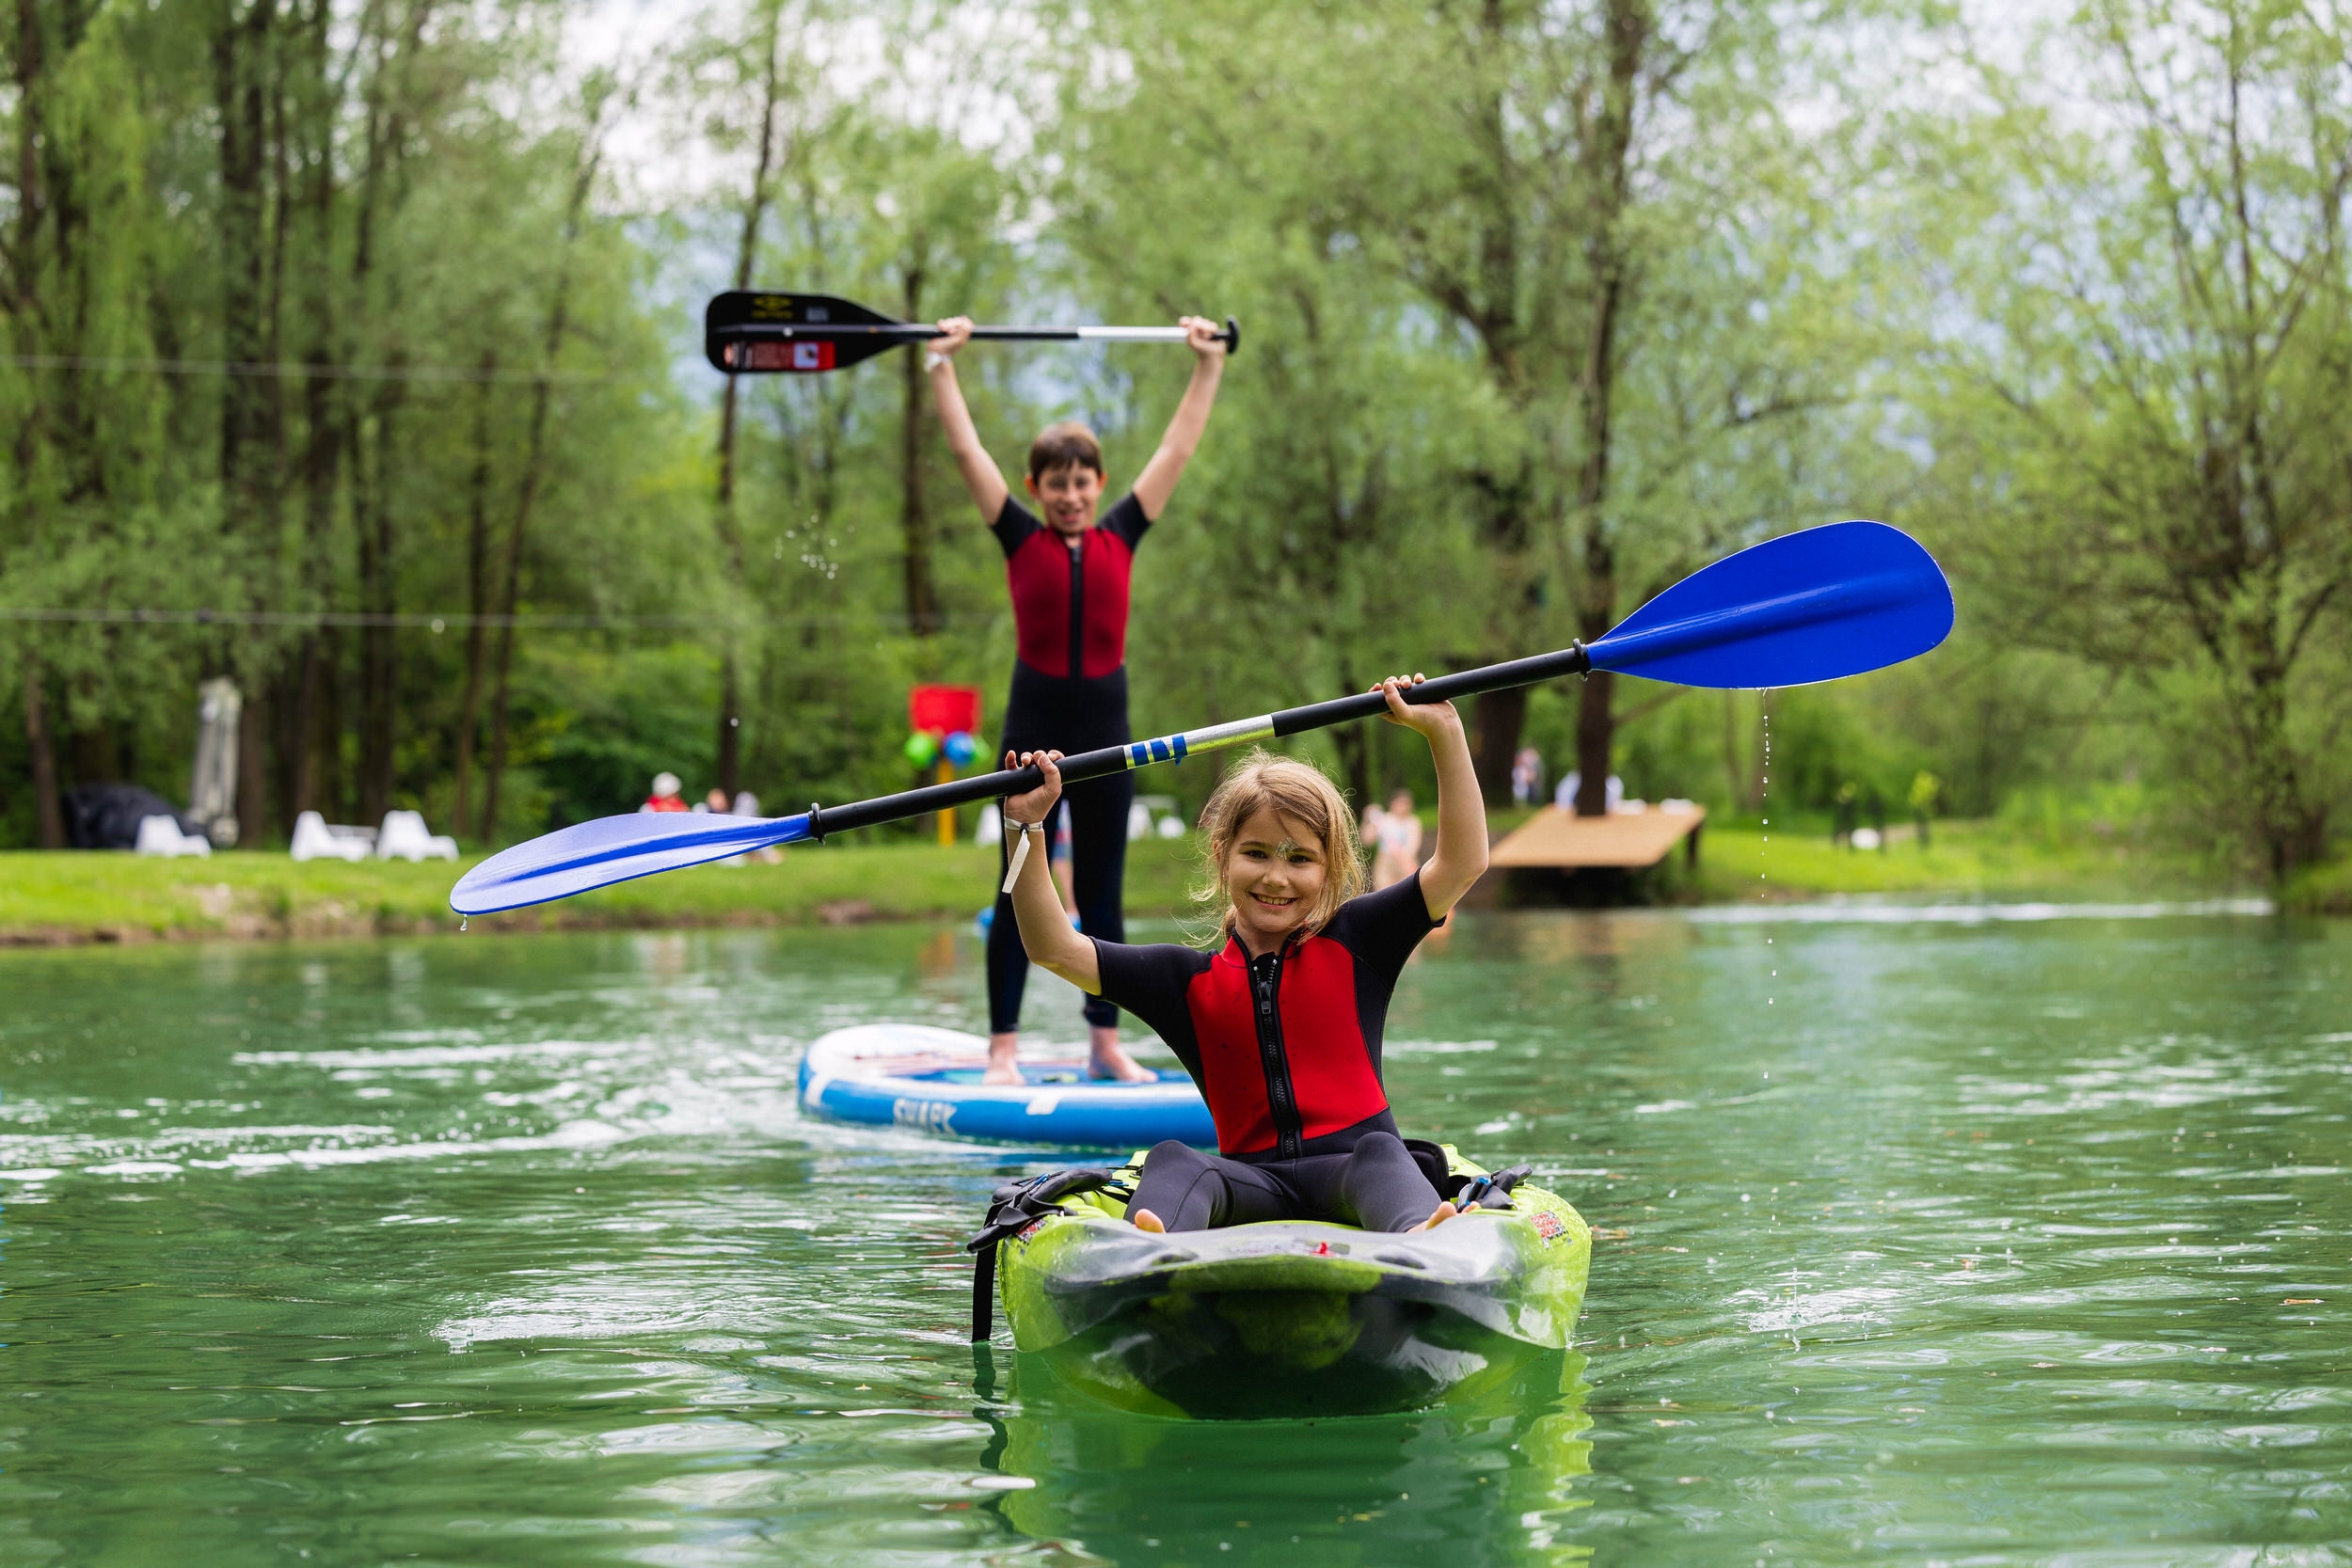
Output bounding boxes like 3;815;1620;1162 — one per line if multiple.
705;290;1240;374
451;520;1954;916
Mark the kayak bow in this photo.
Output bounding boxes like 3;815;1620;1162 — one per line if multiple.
974;1146;1591;1418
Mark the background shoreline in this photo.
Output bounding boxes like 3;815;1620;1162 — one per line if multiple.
3;820;2304;948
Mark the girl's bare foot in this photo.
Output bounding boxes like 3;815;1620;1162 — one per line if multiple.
1407;1200;1477;1232
1132;1209;1166;1232
983;1033;1024;1086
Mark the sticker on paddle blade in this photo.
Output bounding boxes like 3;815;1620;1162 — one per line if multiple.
1532;1211;1567;1245
722;339;835;372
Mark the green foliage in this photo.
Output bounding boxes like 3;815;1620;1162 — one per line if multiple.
0;0;2344;897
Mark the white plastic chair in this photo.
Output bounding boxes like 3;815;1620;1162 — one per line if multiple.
376;810;458;862
291;810;372;863
135;816;212;858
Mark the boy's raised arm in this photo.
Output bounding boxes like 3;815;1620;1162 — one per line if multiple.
1130;317;1229;521
927;317;1011;523
1373;675;1489;919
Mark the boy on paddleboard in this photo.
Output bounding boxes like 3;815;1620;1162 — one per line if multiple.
929;313;1228;1086
999;675;1487;1233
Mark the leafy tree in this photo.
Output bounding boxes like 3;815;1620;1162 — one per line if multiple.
1908;0;2352;879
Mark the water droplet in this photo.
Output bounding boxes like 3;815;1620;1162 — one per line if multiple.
460;917;468;932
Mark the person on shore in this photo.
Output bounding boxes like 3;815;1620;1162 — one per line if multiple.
998;673;1488;1234
930;312;1228;1085
1511;746;1545;806
641;773;688;814
1367;787;1422;891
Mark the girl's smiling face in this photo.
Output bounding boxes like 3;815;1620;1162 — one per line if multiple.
1223;805;1329;951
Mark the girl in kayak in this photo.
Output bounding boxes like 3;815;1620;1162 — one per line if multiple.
930;313;1229;1086
999;673;1488;1233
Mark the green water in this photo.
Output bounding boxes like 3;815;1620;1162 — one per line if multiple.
2;908;2345;1564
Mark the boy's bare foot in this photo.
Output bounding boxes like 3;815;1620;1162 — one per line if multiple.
983;1032;1024;1086
1088;1026;1156;1084
1132;1209;1166;1232
1407;1200;1478;1232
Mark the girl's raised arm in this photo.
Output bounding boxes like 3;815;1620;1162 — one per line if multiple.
1000;751;1104;993
1374;675;1488;918
927;317;1011;523
1130;317;1228;521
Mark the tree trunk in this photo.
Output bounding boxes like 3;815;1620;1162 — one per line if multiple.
483;128;601;836
214;0;285;845
283;0;338;819
709;21;785;799
237;689;269;846
213;0;280;526
2235;665;2328;881
270;662;301;831
316;626;345;819
1329;674;1375;813
716;660;741;800
481;374;552;841
482;627;517;839
900;267;938;636
9;0;46;480
450;358;495;836
1721;690;1751;811
23;659;64;848
1470;688;1526;806
1566;0;1645;819
353;384;402;824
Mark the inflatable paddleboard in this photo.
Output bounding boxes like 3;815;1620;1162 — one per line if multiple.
798;1024;1216;1148
975;1145;1590;1418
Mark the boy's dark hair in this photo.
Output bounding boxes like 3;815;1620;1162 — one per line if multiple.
1027;420;1104;481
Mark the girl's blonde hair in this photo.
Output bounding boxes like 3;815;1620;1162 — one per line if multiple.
1189;749;1367;942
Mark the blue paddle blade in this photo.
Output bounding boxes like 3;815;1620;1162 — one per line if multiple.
1586;520;1952;689
450;812;812;916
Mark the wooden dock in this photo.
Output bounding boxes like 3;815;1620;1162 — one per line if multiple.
1488;804;1706;871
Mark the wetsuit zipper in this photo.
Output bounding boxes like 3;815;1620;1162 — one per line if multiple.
1248;942;1305;1160
1066;537;1085;680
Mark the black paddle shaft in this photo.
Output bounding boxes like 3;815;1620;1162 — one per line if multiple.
806;643;1591;840
716;318;1241;350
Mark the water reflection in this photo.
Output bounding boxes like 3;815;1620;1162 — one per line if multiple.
978;1347;1596;1565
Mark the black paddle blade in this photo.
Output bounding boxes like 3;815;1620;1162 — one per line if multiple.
704;291;905;373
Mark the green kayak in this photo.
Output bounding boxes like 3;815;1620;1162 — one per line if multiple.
970;1146;1591;1418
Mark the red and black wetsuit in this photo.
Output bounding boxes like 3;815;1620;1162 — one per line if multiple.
1087;876;1447;1232
988;492;1151;1034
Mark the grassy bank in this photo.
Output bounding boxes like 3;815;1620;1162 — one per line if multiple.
0;836;1204;945
2285;856;2352;916
0;814;2262;947
1685;818;2227;903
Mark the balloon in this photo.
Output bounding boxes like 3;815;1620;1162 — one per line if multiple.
943;729;978;767
903;730;939;767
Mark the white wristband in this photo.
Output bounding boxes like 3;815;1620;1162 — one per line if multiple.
1000;820;1044;894
925;350;950;372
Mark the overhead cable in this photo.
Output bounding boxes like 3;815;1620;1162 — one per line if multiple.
0;606;994;631
0;354;629;384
